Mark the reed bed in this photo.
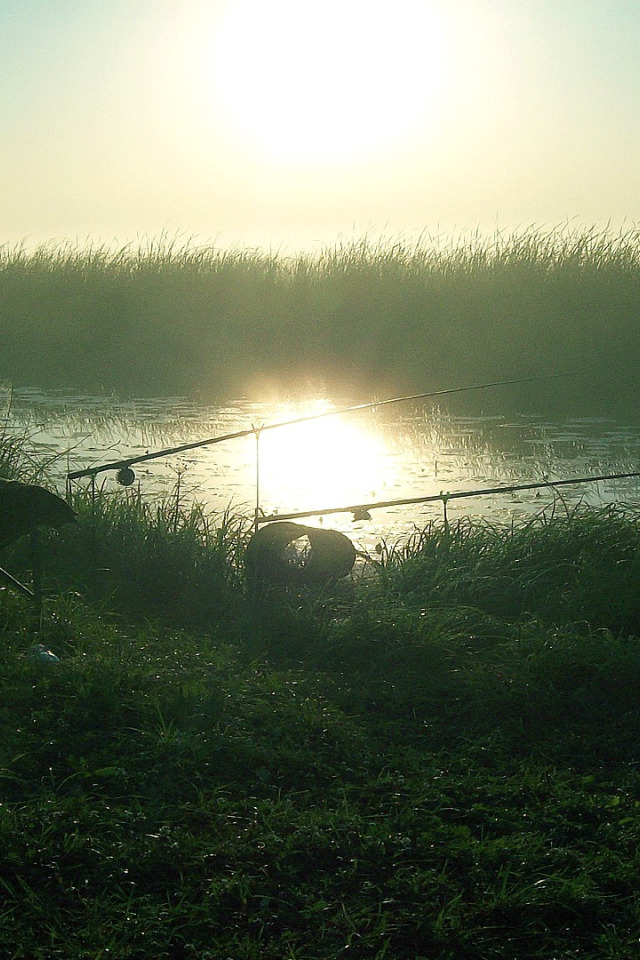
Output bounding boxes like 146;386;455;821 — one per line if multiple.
2;225;640;408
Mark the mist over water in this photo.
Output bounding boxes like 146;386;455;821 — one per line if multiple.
2;228;640;416
4;225;640;550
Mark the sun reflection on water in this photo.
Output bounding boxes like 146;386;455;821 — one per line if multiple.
252;402;393;518
11;389;640;555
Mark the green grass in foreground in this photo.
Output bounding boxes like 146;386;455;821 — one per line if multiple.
2;472;640;957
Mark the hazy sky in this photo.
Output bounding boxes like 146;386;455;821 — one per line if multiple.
2;0;639;253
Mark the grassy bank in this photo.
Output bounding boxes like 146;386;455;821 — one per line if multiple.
1;226;640;411
2;438;640;957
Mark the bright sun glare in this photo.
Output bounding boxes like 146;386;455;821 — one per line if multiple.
207;0;451;166
255;406;389;515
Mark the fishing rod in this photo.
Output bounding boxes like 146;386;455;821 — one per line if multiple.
256;469;640;525
66;373;569;481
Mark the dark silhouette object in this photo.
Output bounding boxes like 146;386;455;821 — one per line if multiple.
246;520;356;591
116;467;136;486
0;479;76;549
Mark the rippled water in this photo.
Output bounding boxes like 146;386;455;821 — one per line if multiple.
6;387;640;551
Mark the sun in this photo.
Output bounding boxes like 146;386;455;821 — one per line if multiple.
206;0;452;167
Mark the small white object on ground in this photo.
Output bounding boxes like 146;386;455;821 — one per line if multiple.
28;644;60;664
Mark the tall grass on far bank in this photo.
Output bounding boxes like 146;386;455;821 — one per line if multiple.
1;225;640;410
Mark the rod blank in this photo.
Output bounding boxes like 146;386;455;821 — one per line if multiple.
256;470;640;524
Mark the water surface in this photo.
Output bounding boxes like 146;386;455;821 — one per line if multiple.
6;387;640;552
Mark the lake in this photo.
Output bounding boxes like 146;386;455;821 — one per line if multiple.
5;386;640;553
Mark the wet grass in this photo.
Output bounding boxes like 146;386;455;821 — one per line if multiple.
2;442;640;957
2;225;640;411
